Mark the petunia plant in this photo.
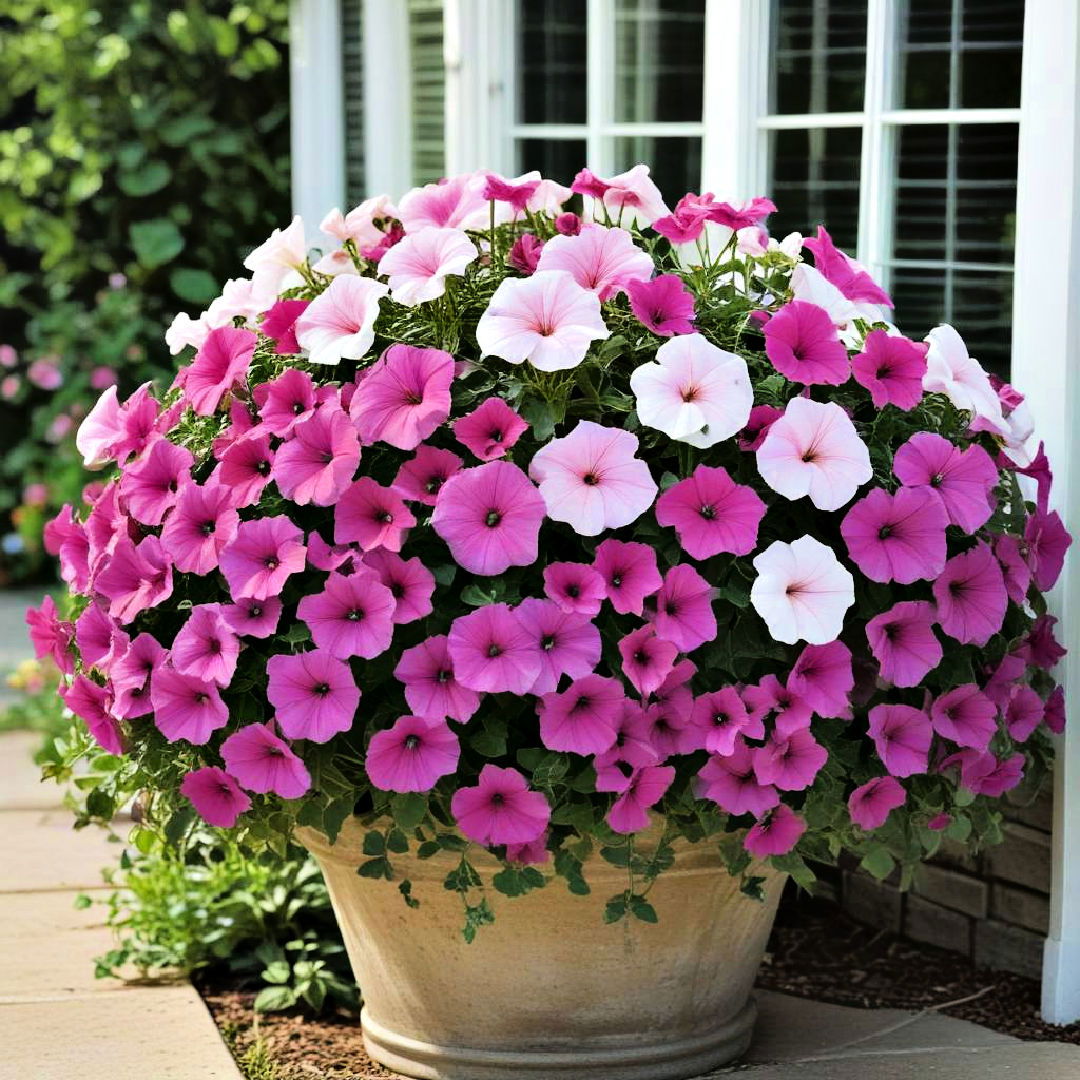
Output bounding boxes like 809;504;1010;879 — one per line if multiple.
31;164;1072;933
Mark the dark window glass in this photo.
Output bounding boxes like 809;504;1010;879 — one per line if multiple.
771;0;868;114
614;0;706;122
518;139;588;188
611;136;702;205
769;127;862;248
517;0;588;124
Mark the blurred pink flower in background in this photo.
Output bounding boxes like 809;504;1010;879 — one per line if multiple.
27;358;62;390
90;367;118;390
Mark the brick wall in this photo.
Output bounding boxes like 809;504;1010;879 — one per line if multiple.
830;782;1053;980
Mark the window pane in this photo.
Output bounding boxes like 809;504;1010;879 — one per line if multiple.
768;127;862;249
611;136;701;205
518;138;587;187
614;0;706;122
517;0;588;124
409;0;446;185
771;0;868;114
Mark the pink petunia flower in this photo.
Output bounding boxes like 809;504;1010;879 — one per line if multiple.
221;723;312;799
655;464;766;559
219;516;307;601
171;604;240;687
577;164;669;227
744;674;813;737
866;601;942;688
160;479;241;576
392;444;464;506
529;420;657;535
848;776;906;830
788;640;853;719
217;430;275;508
110;632;166;719
618;625;678;697
95;535;174;623
26;595;75;676
750;535;854;644
73;605;120;668
432;460;546;575
447;604;541;695
803;226;892;306
507;233;543;274
1044;685;1066;735
537;673;622;754
220;596;283;640
482;171;540;212
923;324;1007;435
180;767;252;827
594;703;662;777
534;224;653;300
150;666;228;744
515;598;600;696
60;676;123;755
690;688;760;756
867;704;932;777
184;327;257;416
752;728;828;791
119;437;194;526
851;330;927;410
637;696;695;759
266;649;360;743
365;714;460;792
738;405;784;452
393;634;480;723
593;538;663;615
453;397;528;461
606;765;676;834
261;299;310;355
450;765;551;847
44;506;91;593
933;542;1008;646
1016;614;1067;670
697;738;779;819
273;403;361;506
1004;685;1045;742
893;432;997;534
939;748;1024;797
744;803;806;857
930;684;997;751
253;368;318;437
362;548;435;624
763;301;849;385
630;333;753;447
378;226;476;305
335;477;416;552
757;397;872;511
542;562;606;616
840;485;948;584
398;173;491;233
351;344;455;450
475;270;610;371
555;212;582;235
650;563;716;653
625;274;696;336
1025;508;1072;592
297;569;396;659
294;275;389;365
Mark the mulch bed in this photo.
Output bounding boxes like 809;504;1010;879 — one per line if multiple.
199;893;1080;1079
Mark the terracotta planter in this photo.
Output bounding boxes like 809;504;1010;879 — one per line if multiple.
299;818;784;1080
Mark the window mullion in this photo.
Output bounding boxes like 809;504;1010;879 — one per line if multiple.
586;0;614;174
857;0;894;281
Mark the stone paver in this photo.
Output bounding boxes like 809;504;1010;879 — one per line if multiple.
0;730;61;810
0;808;120;893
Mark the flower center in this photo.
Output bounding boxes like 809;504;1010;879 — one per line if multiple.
633;650;648;665
347;608;364;621
582;473;599;486
194;692;208;705
489;429;503;442
404;734;421;749
208;638;221;655
485;510;502;527
403;390;424;406
313;682;331;696
425;476;444;494
487;643;502;658
713;712;728;726
264;556;279;569
878;525;892;539
201;519;216;535
681;385;699;403
437;669;452;683
292;401;305;414
256;460;271;475
699;504;716;520
611;574;622;587
391;583;404;599
541;634;556;651
566;583;580;598
931;473;944;487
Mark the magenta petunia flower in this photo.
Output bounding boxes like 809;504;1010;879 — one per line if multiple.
637;697;695;759
44;505;91;593
110;632;166;718
763;301;849;385
626;274;696;336
606;764;676;834
757;397;872;511
697;738;780;818
171;604;240;687
933;542;1008;646
743;674;813;737
840;485;949;584
95;535;174;623
593;539;663;616
180;766;252;827
866;600;941;687
26;595;75;676
514;598;600;696
744;803;806;857
482;171;540;212
848;776;906;831
77;603;119;670
534;224;653;300
161;479;241;576
335;476;416;552
851;330;927;410
803;226;892;306
364;714;460;792
221;723;312;799
432;460;545;575
542;562;606;616
537;673;622;755
393;634;480;723
529;421;657;536
221;596;282;639
1025;508;1072;592
220;516;307;601
594;703;662;777
618;625;678;697
216;430;275;508
254;368;318;437
1016;614;1067;670
930;684;997;751
393;444;464;506
939;748;1024;797
119;437;194;526
378;226;476;305
655;464;766;560
266;649;360;743
507;233;543;274
650;563;716;653
787;640;853;719
752;728;828;791
993;533;1032;605
184;326;257;415
1044;685;1066;734
867;704;932;777
150;666;228;745
450;764;551;846
261;298;310;355
737;404;783;452
893;432;997;534
351;344;455;450
1004;685;1044;742
447;604;541;695
273;403;360;506
307;534;357;574
362;548;435;624
984;653;1026;708
453;397;529;461
297;569;396;659
60;675;122;754
690;688;759;756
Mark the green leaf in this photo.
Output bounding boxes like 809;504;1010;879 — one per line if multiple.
357;856;392;880
254;985;298;1012
460;583;495;607
390;792;428;831
158;114;217;146
859;844;896;882
630;896;658;923
169;267;218;305
129;219;184;269
386;828;409;854
261;960;291;984
603;896;627;924
398;879;420;909
118;160;171;197
362;831;386;856
599;844;630;868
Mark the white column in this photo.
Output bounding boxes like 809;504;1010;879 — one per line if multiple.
362;0;413;198
289;0;347;242
1011;0;1080;1026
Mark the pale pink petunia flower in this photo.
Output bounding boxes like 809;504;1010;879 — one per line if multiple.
697;739;779;818
75;386;125;467
184;327;257;416
171;604;240;687
923;324;1007;435
534;224;653;300
335;477;416;552
606;765;675;834
273;403;361;506
180;767;252;827
750;535;855;644
294;275;389;365
150;666;228;744
593;539;663;615
932;542;1008;646
536;673;622;755
221;723;311;799
243;215;308;300
397;173;492;233
447;603;541;695
393;445;464;506
365;715;460;792
453;397;528;461
219;516;307;601
267;649;360;743
362;548;436;624
655;464;766;559
378;226;476;305
757;397;872;511
867;704;932;777
515;597;601;695
393;634;480;723
297;569;396;659
529;420;657;536
848;776;906;831
744;803;806;857
450;765;551;847
475;270;610;371
892;432;997;534
542;562;606;616
618;625;678;697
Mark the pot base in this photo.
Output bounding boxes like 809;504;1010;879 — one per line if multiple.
361;997;758;1080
